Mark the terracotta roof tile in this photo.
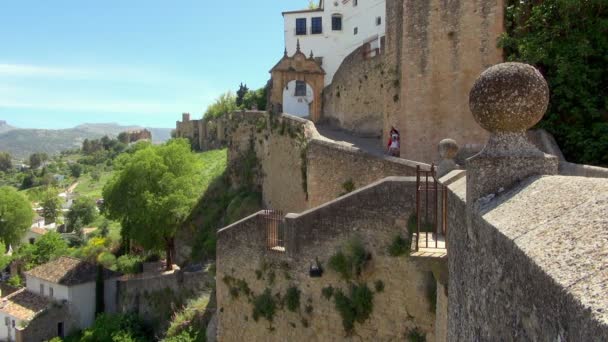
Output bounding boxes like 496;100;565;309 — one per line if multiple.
24;256;121;286
0;289;49;321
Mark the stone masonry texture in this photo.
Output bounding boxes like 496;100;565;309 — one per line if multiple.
217;177;441;341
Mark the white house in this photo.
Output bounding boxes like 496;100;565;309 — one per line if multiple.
21;227;47;246
283;0;386;85
23;256;120;330
0;257;121;341
0;287;49;342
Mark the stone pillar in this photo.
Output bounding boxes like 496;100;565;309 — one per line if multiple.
466;62;558;206
437;139;460;178
217;119;225;143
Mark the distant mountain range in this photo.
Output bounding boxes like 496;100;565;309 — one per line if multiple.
0;121;172;160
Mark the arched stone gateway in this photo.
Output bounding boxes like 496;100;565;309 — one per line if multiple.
269;41;325;122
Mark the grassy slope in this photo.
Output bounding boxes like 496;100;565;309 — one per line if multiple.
74;171;113;199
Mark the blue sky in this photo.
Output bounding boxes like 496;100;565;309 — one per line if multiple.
0;0;306;129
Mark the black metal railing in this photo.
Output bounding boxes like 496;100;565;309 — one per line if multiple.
414;164;447;252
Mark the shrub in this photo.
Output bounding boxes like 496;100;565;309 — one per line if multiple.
321;286;334;301
97;252;116;269
388;235;409;257
328;238;369;280
407;327;426;342
252;288;277;322
79;313;152;342
116;254;143;274
7;275;22;287
285;286;301;312
374;280;385;293
333;284;374;333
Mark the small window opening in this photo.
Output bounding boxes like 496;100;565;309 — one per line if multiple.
311;17;323;34
295;81;307;96
296;18;307;35
332;15;342;31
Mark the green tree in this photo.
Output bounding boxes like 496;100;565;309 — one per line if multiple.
500;0;608;166
204;92;237;120
100;219;110;237
29;152;48;169
69;163;83;178
103;139;203;270
242;87;267;110
41;188;61;224
32;231;68;265
66;197;98;231
236;82;249;107
0;152;12;172
0;186;34;246
14;231;68;269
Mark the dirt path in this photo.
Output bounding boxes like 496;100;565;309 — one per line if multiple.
67;181;79;194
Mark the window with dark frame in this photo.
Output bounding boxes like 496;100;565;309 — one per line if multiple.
354;27;358;35
50;287;54;298
295;81;307;96
354;0;358;6
376;16;382;26
332;15;342;31
296;18;307;35
40;283;44;295
311;17;322;34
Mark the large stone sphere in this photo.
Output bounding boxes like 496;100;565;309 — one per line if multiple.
438;139;459;159
469;62;549;132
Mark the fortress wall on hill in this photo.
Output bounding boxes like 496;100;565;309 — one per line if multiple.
306;138;427;208
217;177;441;341
223;111;427;213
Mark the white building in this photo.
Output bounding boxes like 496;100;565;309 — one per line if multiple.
21;227;47;246
0;257;121;341
283;0;386;86
24;256;120;329
0;287;49;342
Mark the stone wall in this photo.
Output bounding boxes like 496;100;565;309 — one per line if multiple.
447;174;608;340
223;111;426;213
225;111;312;213
176;113;206;151
16;303;78;342
394;0;503;163
321;44;388;138
306;139;427;208
116;269;213;330
217;177;440;341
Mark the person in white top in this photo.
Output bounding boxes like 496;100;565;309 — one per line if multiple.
387;127;400;157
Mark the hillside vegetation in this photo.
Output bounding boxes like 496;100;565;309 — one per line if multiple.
0;122;172;159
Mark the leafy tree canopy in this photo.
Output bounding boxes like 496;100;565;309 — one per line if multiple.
500;0;608;166
103;139;204;269
29;152;48;169
0;152;12;172
0;186;34;246
14;231;68;270
66;197;98;231
41;188;62;224
203;92;237;120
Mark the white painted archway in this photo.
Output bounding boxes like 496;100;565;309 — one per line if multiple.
282;80;314;118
